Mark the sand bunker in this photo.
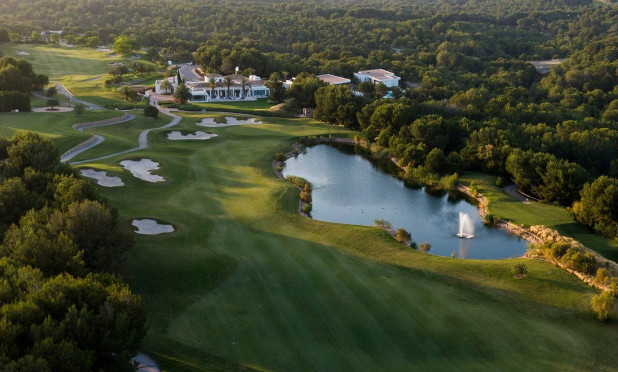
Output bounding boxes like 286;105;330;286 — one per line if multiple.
120;159;165;183
80;169;124;187
196;117;263;127
132;219;174;235
16;51;30;56
167;131;218;140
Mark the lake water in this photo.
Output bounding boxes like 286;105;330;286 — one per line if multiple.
282;144;528;259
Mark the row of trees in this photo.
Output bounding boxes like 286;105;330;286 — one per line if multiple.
0;132;146;370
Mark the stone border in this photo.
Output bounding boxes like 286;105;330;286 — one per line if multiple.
60;113;131;162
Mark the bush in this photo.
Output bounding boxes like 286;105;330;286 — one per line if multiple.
374;218;392;229
275;152;287;162
591;291;615;321
178;104;202;111
512;263;528;278
300;190;312;203
561;247;597;275
495;176;504;188
0;91;31;112
301;203;312;214
395;228;412;243
484;213;498;226
285;175;311;190
595;268;610;286
144;105;159;119
275;165;283;173
419;241;431;253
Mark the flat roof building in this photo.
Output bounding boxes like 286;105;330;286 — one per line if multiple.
317;74;351;85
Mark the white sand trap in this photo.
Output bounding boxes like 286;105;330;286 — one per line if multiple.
80;169;124;187
132;219;174;235
167;131;218;140
16;51;30;56
120;159;165;183
196;116;263;127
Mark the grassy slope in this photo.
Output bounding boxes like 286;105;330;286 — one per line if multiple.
0;43;151;107
0;109;124;153
70;114;618;371
459;172;618;262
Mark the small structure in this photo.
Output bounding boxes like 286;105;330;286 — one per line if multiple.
302;108;315;118
316;74;351;85
528;59;564;74
154;76;178;94
354;69;401;87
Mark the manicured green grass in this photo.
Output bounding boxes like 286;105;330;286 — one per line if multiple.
0;43;159;107
69;110;168;162
459;172;618;261
0;109;124;153
0;43;123;82
69;114;618;371
192;98;274;112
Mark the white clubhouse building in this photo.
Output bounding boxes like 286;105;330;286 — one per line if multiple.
155;68;270;102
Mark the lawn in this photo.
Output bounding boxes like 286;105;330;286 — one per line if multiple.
0;43;160;107
0;109;125;153
67;113;618;371
459;172;618;261
192;98;275;113
0;43;123;82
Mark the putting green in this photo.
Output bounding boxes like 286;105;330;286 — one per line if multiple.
71;113;618;371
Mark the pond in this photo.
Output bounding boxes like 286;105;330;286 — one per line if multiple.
282;144;528;259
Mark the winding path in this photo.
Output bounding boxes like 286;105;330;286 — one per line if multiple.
56;84;104;110
70;102;181;165
60;113;136;163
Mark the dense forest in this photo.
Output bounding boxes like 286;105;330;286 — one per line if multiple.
0;56;145;371
0;0;616;236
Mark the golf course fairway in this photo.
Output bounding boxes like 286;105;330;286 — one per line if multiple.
66;112;618;371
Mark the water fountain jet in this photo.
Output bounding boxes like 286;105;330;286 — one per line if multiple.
457;212;475;238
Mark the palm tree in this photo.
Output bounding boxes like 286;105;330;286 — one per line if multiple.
160;79;173;94
224;76;233;99
119;86;134;101
240;77;249;99
209;78;217;101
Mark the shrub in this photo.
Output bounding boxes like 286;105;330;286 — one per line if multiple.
595;268;610;286
591;291;615;321
285;175;311;190
301;203;312;214
275;152;287;162
46;98;60;109
374;218;392;229
144;105;159;119
419;241;431;253
0;91;30;112
300;190;312;203
469;182;478;198
561;247;597;275
275;165;283;173
484;213;498;226
395;228;411;243
512;263;528;278
495;176;504;188
74;103;85;116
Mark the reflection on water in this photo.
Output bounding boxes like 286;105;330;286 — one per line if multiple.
282;144;528;259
